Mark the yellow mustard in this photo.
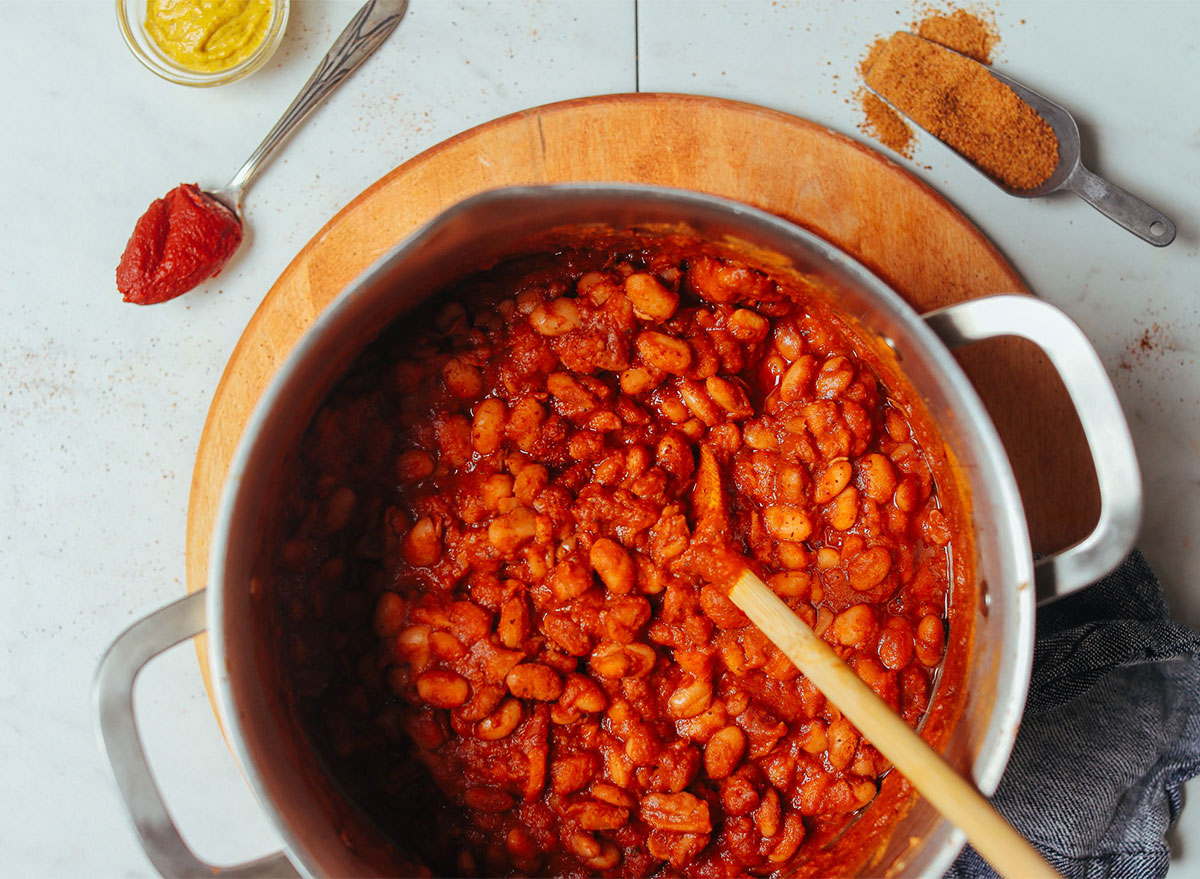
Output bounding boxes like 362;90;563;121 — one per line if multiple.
145;0;273;73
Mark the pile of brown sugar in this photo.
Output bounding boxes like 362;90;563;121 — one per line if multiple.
856;7;1059;191
858;6;1002;158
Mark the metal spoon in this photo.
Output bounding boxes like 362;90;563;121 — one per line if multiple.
869;37;1176;247
207;0;410;218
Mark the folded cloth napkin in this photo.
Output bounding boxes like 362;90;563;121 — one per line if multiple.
946;550;1200;879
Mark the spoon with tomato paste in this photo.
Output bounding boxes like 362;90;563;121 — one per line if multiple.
116;0;409;305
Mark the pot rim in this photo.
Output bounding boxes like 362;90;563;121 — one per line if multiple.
207;182;1036;878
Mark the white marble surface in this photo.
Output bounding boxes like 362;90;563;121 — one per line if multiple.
1;1;1196;876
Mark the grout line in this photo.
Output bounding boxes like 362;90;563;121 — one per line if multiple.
634;0;640;92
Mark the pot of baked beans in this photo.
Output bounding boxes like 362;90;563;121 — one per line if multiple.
96;184;1141;878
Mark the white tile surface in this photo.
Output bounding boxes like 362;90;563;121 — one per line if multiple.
0;1;1196;876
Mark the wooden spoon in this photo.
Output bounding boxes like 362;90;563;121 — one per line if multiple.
690;447;1059;879
728;569;1058;878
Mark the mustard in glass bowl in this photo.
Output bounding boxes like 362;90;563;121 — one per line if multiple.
117;0;290;87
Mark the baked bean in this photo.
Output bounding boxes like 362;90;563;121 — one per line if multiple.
624;272;679;321
474;698;522;740
547;371;597;415
416;670;470;709
848;545;892;591
556;672;607;717
895;473;921;512
589;642;656;679
505;663;563;701
505;826;537;862
767;570;811;599
700;377;748;420
768;812;805;862
395;448;435;482
679;379;721;425
916;614;946;667
572;800;630;830
742;419;777;450
858;452;897;504
506;397;545;452
529;297;581;336
728;308;770;342
827;718;859;770
776;464;806;504
496;596;529;649
814;458;852;504
756;787;782;838
828;485;860;531
429;630;465;660
815;355;854;398
620;365;664;395
668;674;714;719
920;507;953;546
780;354;815;402
763;505;814;542
372;592;405;638
832;604;880;649
480;473;514;511
704;725;747;779
636;332;692;374
799;719;828;755
487;506;536;553
435;414;473;467
641;792;712;833
878;617;915;670
778;541;809;571
443;357;484;399
512;463;548;503
588;537;635;594
471;398;507;455
402;516;442;567
552;752;601;795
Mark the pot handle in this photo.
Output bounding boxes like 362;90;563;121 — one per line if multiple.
922;295;1142;603
93;590;298;878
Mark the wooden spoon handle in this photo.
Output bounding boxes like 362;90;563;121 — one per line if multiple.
728;569;1060;879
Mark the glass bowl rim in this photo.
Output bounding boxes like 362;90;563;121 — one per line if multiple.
116;0;291;88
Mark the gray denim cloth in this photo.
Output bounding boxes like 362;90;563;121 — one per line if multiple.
946;550;1200;879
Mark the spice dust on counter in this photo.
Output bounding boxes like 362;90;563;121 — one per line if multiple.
862;32;1059;190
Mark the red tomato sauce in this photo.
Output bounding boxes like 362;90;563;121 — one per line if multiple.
116;183;241;305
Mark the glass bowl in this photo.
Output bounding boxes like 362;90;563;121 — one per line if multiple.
116;0;290;87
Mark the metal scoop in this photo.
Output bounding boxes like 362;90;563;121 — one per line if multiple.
870;38;1176;247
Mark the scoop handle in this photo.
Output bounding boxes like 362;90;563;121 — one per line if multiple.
1065;165;1176;246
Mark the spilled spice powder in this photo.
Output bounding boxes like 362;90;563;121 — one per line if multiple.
863;32;1059;189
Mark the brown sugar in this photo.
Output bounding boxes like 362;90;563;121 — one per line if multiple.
862;32;1059;190
915;7;999;63
858;89;915;156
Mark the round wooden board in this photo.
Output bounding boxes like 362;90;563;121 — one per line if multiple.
186;92;1097;695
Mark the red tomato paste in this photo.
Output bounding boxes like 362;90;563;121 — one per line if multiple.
116;183;242;305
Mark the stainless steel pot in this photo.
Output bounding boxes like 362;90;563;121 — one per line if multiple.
95;184;1142;878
